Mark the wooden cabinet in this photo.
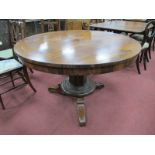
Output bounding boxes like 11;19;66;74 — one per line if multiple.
65;20;83;30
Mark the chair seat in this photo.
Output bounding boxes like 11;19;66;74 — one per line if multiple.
0;59;23;74
142;42;149;49
0;48;13;59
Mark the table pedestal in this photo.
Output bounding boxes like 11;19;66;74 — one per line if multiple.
48;75;104;126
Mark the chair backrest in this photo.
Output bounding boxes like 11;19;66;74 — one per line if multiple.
9;20;25;47
142;20;155;45
146;19;155;23
8;20;26;60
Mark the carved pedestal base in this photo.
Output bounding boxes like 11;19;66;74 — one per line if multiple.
48;75;104;126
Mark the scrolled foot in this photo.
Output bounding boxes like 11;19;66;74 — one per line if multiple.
77;97;86;127
48;84;65;95
96;82;104;89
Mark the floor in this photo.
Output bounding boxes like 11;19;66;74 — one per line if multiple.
0;51;155;134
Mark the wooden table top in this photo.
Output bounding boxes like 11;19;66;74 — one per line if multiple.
14;30;141;75
90;20;147;34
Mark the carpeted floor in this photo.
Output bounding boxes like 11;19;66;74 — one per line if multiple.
1;51;155;135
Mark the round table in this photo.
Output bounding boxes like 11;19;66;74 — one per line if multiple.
14;30;141;126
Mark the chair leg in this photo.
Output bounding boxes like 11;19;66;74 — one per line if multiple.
17;71;27;84
10;72;15;87
0;95;5;110
23;66;36;92
146;49;150;62
136;55;141;74
148;44;151;59
29;68;34;73
139;50;144;63
143;51;147;71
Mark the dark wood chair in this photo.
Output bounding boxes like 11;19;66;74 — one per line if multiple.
132;20;155;74
8;20;33;73
0;59;36;110
9;20;25;46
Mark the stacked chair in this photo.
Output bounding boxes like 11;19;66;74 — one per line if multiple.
0;20;36;110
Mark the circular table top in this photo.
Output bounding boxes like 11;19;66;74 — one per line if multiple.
14;30;141;75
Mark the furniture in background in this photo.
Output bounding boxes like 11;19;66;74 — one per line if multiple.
131;20;155;73
0;20;24;60
131;20;155;54
82;19;104;30
64;19;104;30
9;20;25;46
65;20;83;30
25;19;40;34
89;20;148;34
40;19;60;33
14;30;141;126
9;20;34;73
59;19;66;30
0;20;11;50
89;20;152;74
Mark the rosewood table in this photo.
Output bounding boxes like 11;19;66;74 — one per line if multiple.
14;30;141;126
90;20;148;34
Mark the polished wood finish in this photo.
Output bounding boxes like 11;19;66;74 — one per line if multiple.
14;30;141;126
14;30;141;75
90;20;148;34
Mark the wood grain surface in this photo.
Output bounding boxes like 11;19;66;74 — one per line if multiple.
14;30;141;75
